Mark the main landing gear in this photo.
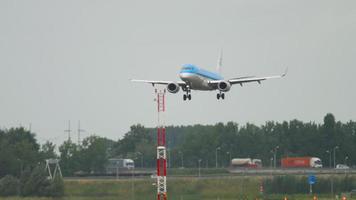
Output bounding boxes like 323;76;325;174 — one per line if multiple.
217;92;225;100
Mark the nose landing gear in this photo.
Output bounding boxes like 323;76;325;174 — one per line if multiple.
217;92;225;100
183;87;192;101
183;94;191;101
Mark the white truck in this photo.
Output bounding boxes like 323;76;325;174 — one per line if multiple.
231;158;262;168
106;158;135;174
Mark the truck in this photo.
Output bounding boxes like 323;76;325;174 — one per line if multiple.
281;157;322;168
105;158;135;174
231;158;262;168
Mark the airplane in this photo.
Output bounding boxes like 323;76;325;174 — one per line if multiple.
131;51;287;101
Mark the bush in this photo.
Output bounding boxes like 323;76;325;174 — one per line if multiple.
48;173;64;197
20;164;64;197
0;175;19;196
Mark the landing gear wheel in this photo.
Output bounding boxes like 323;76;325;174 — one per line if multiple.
217;93;220;99
188;94;191;100
221;93;225;99
183;94;187;101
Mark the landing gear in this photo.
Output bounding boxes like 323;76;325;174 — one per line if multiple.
183;88;192;101
217;92;225;100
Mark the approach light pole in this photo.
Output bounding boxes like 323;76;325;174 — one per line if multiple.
215;147;221;168
333;146;339;168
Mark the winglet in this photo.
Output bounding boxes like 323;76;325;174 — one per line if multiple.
216;49;223;74
282;67;288;77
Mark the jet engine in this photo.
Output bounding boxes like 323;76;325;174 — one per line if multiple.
217;81;231;92
167;83;180;93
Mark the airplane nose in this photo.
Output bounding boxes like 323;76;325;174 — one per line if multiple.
179;72;190;80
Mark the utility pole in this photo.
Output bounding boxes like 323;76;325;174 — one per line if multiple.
64;121;71;141
77;120;85;145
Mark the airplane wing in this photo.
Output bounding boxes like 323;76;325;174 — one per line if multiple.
209;68;288;86
131;79;186;86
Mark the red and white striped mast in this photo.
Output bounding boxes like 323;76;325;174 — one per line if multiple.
155;89;167;200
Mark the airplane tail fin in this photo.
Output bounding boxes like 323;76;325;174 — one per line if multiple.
216;49;223;74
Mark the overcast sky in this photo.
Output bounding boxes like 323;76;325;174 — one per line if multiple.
1;0;356;146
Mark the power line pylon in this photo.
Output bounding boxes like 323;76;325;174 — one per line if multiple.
77;120;85;145
64;120;71;141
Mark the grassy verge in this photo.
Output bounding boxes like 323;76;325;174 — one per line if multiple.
0;175;354;200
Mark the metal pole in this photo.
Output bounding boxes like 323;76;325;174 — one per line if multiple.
179;151;184;168
168;149;171;168
344;156;348;165
226;152;231;167
215;147;220;168
331;175;334;198
333;146;338;168
198;159;201;177
182;152;184;168
141;154;144;168
333;148;336;168
273;146;279;168
131;168;135;200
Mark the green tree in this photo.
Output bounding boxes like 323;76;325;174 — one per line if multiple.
40;141;57;160
79;136;113;173
0;128;41;177
58;140;79;175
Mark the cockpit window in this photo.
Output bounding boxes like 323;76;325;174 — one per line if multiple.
182;64;197;71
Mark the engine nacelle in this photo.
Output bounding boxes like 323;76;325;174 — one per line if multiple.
217;81;231;92
167;82;180;93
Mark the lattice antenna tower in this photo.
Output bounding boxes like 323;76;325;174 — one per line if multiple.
64;120;71;141
77;120;85;145
155;89;167;200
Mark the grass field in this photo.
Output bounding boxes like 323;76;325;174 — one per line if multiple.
0;176;353;200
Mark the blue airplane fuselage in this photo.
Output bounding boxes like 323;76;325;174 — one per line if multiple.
179;64;223;90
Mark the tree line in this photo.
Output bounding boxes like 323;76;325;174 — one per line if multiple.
1;113;356;178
